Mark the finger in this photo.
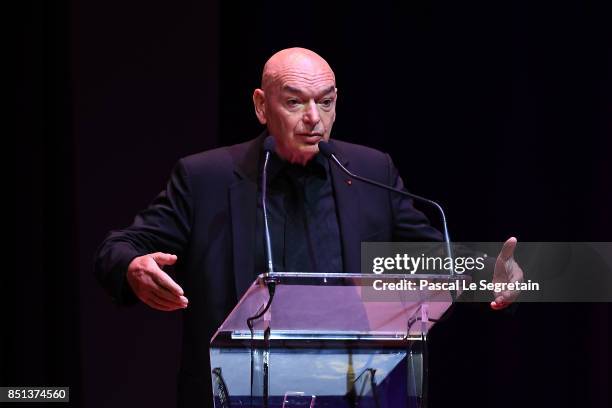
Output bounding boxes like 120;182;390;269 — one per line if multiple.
150;291;187;310
143;295;176;312
152;283;189;306
491;287;521;309
490;295;507;310
498;237;517;262
151;270;184;296
151;252;178;267
490;300;507;310
502;288;520;303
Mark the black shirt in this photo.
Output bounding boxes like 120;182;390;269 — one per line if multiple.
255;152;344;275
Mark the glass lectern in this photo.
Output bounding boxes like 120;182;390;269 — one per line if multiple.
210;273;470;408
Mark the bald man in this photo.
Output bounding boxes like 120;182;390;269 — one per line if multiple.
95;47;522;407
253;48;337;165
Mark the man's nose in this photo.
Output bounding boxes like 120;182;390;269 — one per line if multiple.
303;100;321;125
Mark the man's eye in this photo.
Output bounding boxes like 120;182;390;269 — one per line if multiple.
320;99;333;108
287;99;299;107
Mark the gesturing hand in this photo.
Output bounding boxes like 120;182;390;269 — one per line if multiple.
490;237;524;310
126;252;188;311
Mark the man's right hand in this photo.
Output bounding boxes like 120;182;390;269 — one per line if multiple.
126;252;188;311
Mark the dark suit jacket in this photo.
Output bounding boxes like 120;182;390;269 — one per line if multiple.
95;134;442;407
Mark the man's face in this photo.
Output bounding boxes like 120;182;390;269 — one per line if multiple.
253;54;337;165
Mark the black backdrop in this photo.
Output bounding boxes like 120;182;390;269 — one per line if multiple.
12;0;611;407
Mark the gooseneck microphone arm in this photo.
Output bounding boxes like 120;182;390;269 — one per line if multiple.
247;136;278;408
262;136;276;273
247;136;278;330
318;140;455;275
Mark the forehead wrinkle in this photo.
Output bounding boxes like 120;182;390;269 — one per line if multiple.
282;85;336;99
269;72;335;95
279;75;335;86
281;78;335;89
264;69;335;92
275;67;334;76
275;69;334;81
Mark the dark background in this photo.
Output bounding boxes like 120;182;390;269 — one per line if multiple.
12;0;611;407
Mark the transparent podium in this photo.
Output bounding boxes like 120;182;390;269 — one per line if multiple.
210;273;470;408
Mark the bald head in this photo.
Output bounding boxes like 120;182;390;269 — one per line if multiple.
253;47;338;165
261;47;336;92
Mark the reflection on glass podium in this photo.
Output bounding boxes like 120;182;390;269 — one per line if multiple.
210;273;468;408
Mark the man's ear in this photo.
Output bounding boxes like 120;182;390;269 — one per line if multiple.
253;89;267;125
331;87;338;123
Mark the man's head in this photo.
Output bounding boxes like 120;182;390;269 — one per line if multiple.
253;47;337;165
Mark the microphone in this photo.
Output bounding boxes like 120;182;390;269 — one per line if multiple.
247;136;278;408
262;136;276;273
318;140;455;275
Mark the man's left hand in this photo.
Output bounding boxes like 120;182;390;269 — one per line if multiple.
490;237;524;310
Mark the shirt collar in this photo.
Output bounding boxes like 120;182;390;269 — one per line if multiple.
267;151;329;181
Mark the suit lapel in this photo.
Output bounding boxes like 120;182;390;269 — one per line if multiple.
229;134;264;299
329;151;361;273
229;180;257;299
